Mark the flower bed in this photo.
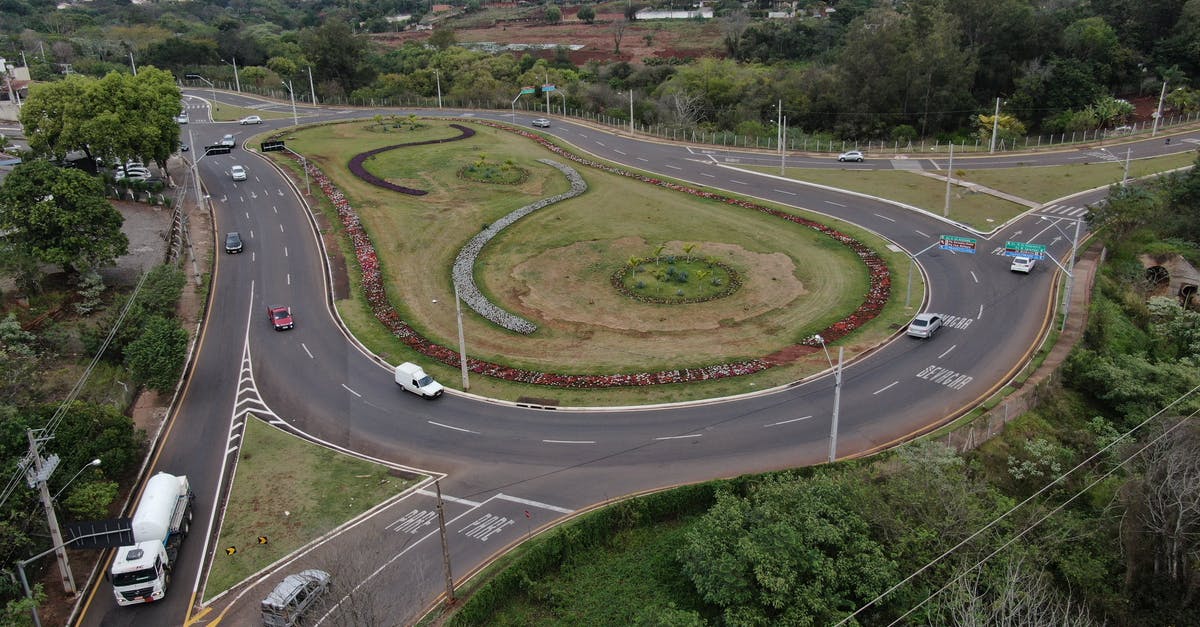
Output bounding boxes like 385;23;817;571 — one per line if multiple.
346;123;476;195
283;119;891;389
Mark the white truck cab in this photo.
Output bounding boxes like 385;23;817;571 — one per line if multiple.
395;362;444;398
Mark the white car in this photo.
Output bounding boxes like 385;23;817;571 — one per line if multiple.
837;150;865;162
531;118;551;128
220;134;236;147
1010;256;1035;273
239;115;263;125
176;112;189;124
230;165;247;181
906;313;943;339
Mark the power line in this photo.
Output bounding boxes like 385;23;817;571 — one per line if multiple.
839;381;1200;625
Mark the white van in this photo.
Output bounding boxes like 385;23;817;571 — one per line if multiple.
261;569;330;627
395;362;444;398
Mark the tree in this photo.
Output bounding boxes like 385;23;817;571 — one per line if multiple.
0;160;129;274
63;480;119;521
679;474;897;625
124;315;188;393
544;5;562;23
301;21;376;97
19;68;182;167
578;5;596;24
428;27;457;51
612;17;628;55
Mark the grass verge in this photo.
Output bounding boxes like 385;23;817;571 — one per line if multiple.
204;416;422;601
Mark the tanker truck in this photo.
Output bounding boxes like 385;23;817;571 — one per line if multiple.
110;472;194;605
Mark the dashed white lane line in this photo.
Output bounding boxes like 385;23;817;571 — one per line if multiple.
938;344;956;359
342;384;361;397
301;343;314;359
765;415;812;428
614;149;626;155
596;141;606;147
701;172;715;178
543;439;596;444
826;200;846;207
429;420;479;434
978;304;984;319
655;433;702;440
774;189;797;195
665;164;682;170
874;213;896;222
637;157;649;162
914;229;929;238
970;271;979;283
729;179;747;185
873;381;899;395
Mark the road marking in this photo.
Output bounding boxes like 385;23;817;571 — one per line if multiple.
496;493;574;514
301;343;313;359
978;304;984;319
284;246;288;257
226;446;239;455
938;345;956;359
774;189;797;195
655;433;702;440
825;200;846;207
764;415;812;428
542;439;596;444
729;179;747;185
286;273;291;286
416;488;481;507
596;141;605;147
342;384;361;397
873;381;899;395
251;252;256;262
701;172;715;178
637;157;648;162
273;206;278;214
428;420;479;434
874;213;896;222
665;164;682;170
279;224;284;232
459;514;514;541
942;315;973;330
916;365;974;389
914;229;929;238
387;509;437;534
229;432;241;443
970;271;978;283
614;149;626;155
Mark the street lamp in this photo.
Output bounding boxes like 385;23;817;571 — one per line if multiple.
1152;80;1167;137
434;68;443;109
812;335;844;463
989;97;1002;153
307;66;317;105
185;74;217;117
51;458;101;502
281;80;298;127
221;57;241;93
621;89;634;135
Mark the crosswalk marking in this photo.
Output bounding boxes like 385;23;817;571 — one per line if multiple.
1040;204;1088;217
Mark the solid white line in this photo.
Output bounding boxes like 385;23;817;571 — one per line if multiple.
826;200;846;207
495;493;575;514
542;439;596;444
415;488;482;507
774;189;797;195
873;381;899;395
874;213;896;222
938;345;956;359
301;343;314;359
428;420;479;434
655;433;702;440
914;230;929;238
970;271;979;283
765;415;812;428
665;164;682;170
342;384;361;397
978;303;984;319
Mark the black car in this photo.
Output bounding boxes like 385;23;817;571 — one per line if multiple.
225;232;244;254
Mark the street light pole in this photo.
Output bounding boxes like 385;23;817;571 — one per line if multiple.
222;57;241;93
828;346;843;463
25;430;75;595
51;459;101;502
944;142;954;217
307;66;317;105
185;74;216;118
435;68;443;109
454;281;470;390
282;81;298;127
1152;80;1167;137
989;97;1001;153
628;89;634;135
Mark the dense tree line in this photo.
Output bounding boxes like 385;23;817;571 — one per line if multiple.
4;1;1200;140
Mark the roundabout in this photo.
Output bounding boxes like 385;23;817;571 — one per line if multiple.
270;119;904;401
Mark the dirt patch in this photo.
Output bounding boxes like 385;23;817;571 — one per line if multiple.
510;238;804;332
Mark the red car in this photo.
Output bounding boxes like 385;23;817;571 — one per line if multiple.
267;305;294;331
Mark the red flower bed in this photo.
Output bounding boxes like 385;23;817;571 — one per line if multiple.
283;119;891;389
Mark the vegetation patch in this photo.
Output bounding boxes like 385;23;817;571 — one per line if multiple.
613;250;740;304
458;154;529;185
344;122;476;195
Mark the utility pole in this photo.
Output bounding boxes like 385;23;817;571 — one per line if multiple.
1061;217;1083;333
454;282;470;390
435;481;455;607
989;97;1001;153
307;66;317;105
944;143;954;217
1152;80;1167;137
25;429;75;594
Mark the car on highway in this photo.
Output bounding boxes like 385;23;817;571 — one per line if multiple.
180;144;190;152
531;118;551;128
1010;256;1035;273
224;232;243;254
906;313;943;339
837;150;865;162
230;165;247;181
220;134;236;148
261;569;330;627
176;112;189;124
239;115;263;125
267;305;294;331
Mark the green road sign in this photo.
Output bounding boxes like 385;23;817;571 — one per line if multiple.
520;86;536;95
1003;241;1046;259
939;235;977;254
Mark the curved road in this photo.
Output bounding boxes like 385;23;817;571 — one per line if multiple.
78;92;1198;625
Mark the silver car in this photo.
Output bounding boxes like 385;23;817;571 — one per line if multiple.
261;569;330;627
906;313;943;339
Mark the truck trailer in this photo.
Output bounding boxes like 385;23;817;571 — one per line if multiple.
110;472;194;605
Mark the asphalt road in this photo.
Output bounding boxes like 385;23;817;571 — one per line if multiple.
76;91;1197;626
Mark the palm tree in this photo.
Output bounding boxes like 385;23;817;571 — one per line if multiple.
683;243;696;261
653;244;666;266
